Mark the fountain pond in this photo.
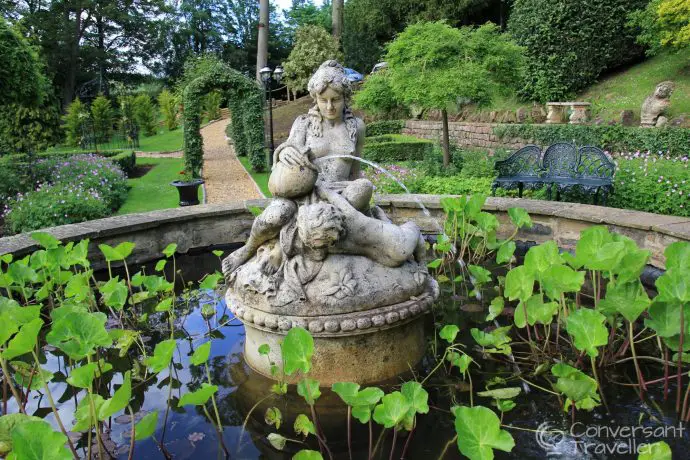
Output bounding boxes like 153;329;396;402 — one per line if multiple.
1;218;690;459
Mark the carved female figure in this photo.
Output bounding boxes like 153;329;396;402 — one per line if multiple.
223;60;421;278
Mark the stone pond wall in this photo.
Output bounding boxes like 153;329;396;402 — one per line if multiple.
1;196;689;270
402;120;530;151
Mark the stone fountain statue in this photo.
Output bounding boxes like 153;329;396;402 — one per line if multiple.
222;61;438;384
641;81;674;127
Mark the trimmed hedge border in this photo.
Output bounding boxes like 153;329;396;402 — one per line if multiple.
366;120;406;137
363;134;434;162
493;124;690;155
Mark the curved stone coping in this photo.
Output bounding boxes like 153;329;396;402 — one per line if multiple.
2;195;688;269
376;195;690;269
226;281;438;338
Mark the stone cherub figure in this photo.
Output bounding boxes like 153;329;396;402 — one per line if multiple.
641;81;674;127
223;60;433;317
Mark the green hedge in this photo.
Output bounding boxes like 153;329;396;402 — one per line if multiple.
365;120;406;137
36;150;137;174
183;60;265;176
494;124;690;155
508;0;647;102
363;134;434;162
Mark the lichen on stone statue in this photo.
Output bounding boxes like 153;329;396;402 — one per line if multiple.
222;60;438;340
641;81;674;128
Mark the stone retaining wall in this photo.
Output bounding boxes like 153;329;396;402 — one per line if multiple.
2;196;689;270
403;120;531;150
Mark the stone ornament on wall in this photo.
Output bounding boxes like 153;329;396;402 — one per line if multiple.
641;81;674;128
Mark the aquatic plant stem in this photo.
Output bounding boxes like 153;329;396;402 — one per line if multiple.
590;356;609;412
86;356;104;460
629;320;647;397
205;363;230;457
127;406;135;460
368;420;373;460
237;393;273;454
310;404;333;459
677;305;685;414
436;435;457;460
663;342;670;401
347;406;352;460
400;426;415;459
389;429;398;460
681;379;690;421
29;350;79;459
0;355;25;414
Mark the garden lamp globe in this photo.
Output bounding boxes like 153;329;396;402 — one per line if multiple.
273;66;284;84
260;66;272;84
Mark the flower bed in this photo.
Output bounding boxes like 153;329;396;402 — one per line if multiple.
2;154;128;234
610;151;690;217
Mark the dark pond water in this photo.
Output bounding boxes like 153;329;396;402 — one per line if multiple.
8;252;690;460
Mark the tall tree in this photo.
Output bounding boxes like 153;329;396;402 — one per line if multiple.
383;22;524;166
331;0;342;43
256;0;269;81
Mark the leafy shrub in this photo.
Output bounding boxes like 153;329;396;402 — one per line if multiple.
91;95;115;144
608;151;690;216
493;124;690;156
62;99;89;147
0;154;31;202
0;18;48;107
36;150;136;175
117;94;138;141
283;25;343;92
363;134;434;162
354;72;406;119
133;94;157;137
0;99;62;155
3;183;111;234
204;91;222;120
158;89;179;131
32;154;128;209
410;176;496;195
3;154;128;234
628;0;690;55
365;120;405;137
363;163;421;193
509;0;647;101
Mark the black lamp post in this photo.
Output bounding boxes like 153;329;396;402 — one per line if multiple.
260;65;283;168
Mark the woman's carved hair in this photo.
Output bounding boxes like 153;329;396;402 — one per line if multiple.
306;60;358;141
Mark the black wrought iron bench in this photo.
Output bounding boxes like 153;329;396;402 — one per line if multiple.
491;142;615;205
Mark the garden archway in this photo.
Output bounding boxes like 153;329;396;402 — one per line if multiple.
182;61;266;178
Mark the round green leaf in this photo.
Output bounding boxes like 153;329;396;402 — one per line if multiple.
566;308;608;358
178;383;218;407
281;327;314;376
134;411;159;441
190;342;211;366
454;405;515;460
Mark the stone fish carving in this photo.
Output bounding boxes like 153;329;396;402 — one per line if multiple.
641;81;674;127
222;60;438;349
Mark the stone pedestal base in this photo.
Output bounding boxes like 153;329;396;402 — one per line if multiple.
243;314;427;385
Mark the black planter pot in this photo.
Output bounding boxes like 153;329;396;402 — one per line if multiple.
170;179;204;206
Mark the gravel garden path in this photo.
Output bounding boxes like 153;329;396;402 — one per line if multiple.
201;119;264;203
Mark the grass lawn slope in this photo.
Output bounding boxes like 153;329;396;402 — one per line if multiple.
581;50;690;122
117;158;186;215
